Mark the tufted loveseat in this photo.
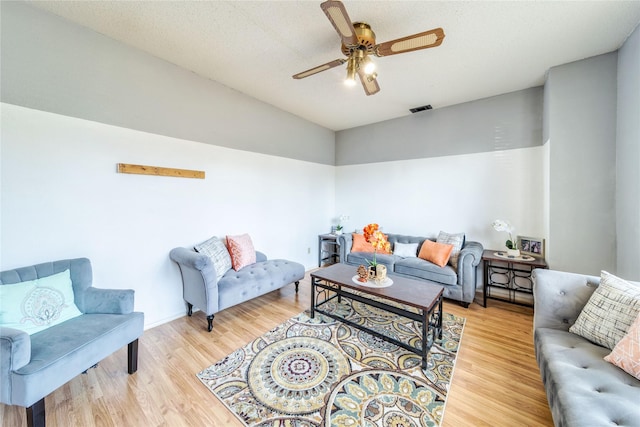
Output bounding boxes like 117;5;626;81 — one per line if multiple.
169;247;305;331
338;233;483;307
532;269;640;427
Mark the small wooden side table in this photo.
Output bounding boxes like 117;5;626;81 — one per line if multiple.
482;249;548;307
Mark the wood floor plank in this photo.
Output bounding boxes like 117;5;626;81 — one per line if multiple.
0;272;553;426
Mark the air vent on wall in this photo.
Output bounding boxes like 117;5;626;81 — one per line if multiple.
409;105;433;113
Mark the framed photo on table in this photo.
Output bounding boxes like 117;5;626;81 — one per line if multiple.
518;236;545;259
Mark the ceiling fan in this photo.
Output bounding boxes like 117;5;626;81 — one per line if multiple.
292;0;445;96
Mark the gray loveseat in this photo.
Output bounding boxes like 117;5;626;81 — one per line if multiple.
170;247;305;331
338;233;483;307
0;258;144;427
532;269;640;427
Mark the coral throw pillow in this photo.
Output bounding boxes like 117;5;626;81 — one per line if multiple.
351;233;391;254
351;233;375;253
418;240;454;268
604;312;640;380
226;234;257;271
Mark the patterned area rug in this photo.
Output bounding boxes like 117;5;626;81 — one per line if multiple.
197;298;465;426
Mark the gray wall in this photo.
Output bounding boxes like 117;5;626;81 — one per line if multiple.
616;23;640;281
0;1;335;165
545;53;618;276
335;87;543;165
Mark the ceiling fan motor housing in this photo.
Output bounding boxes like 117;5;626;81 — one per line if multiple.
341;22;376;55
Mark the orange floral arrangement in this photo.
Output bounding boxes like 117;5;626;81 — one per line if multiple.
363;223;391;266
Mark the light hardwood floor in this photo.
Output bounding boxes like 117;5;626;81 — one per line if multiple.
1;272;554;426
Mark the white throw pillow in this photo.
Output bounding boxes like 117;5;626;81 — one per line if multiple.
195;236;233;280
0;269;83;335
394;242;419;258
569;271;640;350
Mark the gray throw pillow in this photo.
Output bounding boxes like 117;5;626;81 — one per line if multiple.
194;236;232;280
569;271;640;350
436;231;465;269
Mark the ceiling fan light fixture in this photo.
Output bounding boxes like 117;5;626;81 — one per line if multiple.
362;56;376;75
345;56;357;86
294;1;445;96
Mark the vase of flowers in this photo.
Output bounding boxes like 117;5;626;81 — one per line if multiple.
363;223;391;271
492;219;520;257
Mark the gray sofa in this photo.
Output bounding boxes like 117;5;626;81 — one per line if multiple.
338;233;483;307
169;247;305;331
532;269;640;427
0;258;144;427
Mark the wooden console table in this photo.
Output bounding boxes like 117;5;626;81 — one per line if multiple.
482;249;547;307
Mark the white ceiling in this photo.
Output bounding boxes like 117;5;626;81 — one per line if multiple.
30;1;640;131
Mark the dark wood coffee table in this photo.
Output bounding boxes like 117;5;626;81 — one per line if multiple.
310;263;444;369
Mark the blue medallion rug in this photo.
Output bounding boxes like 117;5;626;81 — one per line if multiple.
197;299;465;426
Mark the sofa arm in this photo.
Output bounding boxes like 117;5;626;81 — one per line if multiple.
170;247;219;316
458;241;483;268
338;234;353;263
455;241;483;303
1;327;31;404
80;287;135;314
170;247;216;273
256;251;267;262
532;269;599;332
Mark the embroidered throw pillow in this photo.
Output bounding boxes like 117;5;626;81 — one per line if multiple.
195;236;232;280
0;269;82;335
418;240;454;268
604;312;640;380
437;231;465;269
394;242;419;258
569;271;640;350
226;234;257;271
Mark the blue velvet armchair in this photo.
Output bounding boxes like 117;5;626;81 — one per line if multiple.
0;258;144;427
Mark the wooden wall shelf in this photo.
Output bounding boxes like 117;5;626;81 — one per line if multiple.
117;163;204;179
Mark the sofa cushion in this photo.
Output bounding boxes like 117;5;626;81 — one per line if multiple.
226;234;257;271
604;312;640;380
11;312;144;407
535;327;640;427
418;240;453;268
569;271;640;350
436;231;465;270
194;236;232;280
393;242;419;258
0;269;82;335
217;260;305;310
346;252;400;270
394;258;457;286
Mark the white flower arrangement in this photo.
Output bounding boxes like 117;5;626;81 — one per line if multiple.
492;219;517;250
336;214;349;232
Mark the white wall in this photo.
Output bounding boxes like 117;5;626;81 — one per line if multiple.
1;103;335;328
545;53;618;275
335;147;545;249
616;23;640;281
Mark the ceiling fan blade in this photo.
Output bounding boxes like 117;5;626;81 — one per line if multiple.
292;59;346;79
357;68;380;96
320;0;359;48
374;28;445;57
